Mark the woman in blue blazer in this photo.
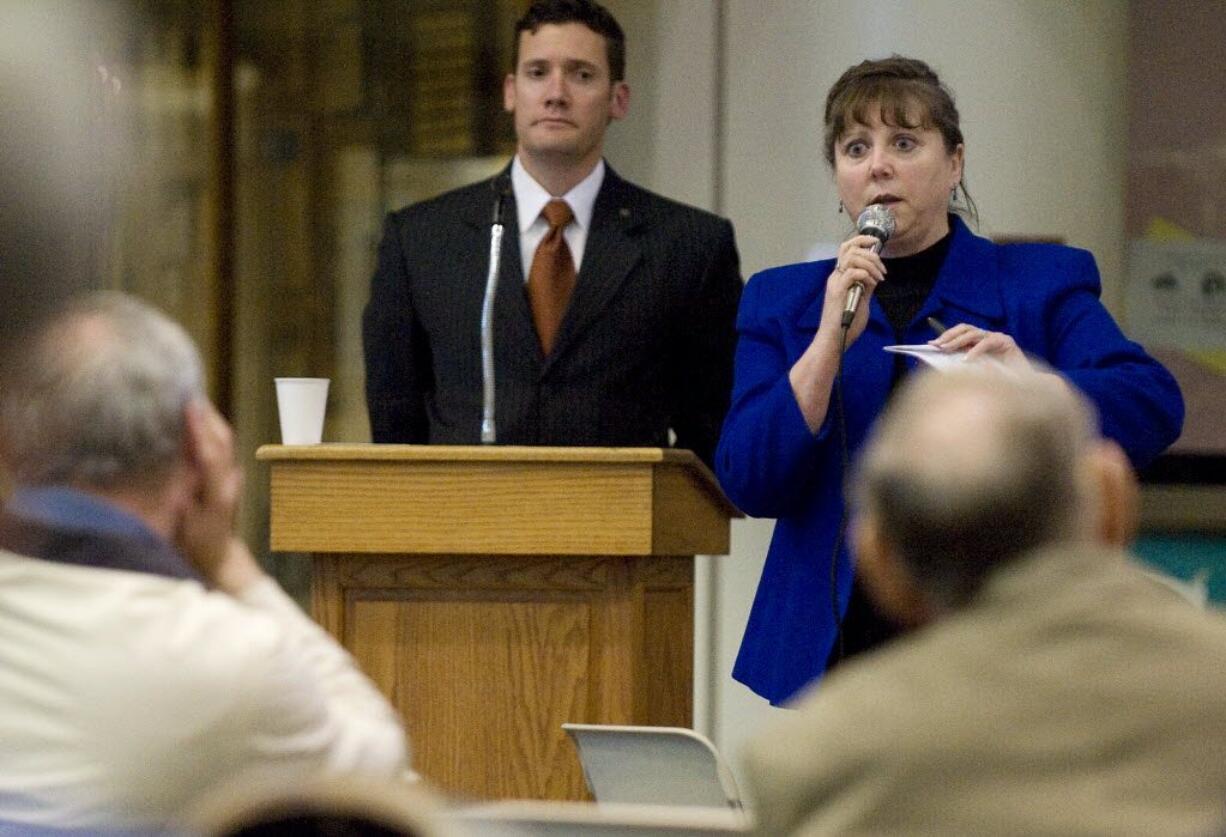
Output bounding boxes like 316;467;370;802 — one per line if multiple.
715;56;1184;706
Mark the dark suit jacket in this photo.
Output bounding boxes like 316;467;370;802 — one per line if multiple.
362;164;742;466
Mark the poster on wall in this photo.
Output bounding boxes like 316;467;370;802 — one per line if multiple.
1127;233;1226;475
1127;239;1226;350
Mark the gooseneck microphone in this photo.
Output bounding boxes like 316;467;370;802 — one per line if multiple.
480;176;511;443
840;203;896;328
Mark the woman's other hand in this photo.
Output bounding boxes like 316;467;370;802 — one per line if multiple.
930;323;1031;371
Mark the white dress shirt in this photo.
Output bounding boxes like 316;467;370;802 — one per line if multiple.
511;155;605;280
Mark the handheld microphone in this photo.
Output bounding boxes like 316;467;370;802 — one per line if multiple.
480;176;512;443
840;203;896;328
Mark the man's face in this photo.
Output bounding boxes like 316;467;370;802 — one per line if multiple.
504;22;629;170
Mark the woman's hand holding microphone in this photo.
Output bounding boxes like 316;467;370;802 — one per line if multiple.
823;234;887;344
789;232;888;432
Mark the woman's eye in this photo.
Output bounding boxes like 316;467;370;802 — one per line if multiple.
844;141;867;158
895;136;917;151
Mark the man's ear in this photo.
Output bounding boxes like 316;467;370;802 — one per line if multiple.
181;399;204;473
503;72;517;114
1085;439;1139;548
175;398;215;503
608;80;629;121
852;512;934;629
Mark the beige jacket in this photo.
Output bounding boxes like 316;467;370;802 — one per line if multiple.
742;544;1226;836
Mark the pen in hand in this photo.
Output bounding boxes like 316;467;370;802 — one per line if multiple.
926;316;948;338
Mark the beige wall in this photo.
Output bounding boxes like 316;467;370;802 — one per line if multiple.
600;0;1131;800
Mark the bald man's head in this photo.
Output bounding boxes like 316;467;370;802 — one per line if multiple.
852;367;1100;610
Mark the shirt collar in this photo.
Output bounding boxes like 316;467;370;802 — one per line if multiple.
511;156;605;234
4;486;199;581
8;486;165;546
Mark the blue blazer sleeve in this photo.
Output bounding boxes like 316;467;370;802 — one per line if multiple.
715;264;839;518
1025;248;1183;468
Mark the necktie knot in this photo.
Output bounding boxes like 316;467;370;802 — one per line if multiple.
542;199;573;231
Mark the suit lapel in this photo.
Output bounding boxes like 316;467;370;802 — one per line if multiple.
914;215;1004;328
796;260;893;341
544;167;644;371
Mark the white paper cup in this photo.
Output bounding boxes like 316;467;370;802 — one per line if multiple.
275;378;329;445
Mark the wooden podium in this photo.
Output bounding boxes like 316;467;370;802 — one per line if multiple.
255;444;739;801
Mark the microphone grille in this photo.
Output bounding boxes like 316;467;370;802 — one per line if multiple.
856;204;896;241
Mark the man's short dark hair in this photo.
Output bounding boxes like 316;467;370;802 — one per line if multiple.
512;0;626;82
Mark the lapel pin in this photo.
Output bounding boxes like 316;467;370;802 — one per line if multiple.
619;208;631;219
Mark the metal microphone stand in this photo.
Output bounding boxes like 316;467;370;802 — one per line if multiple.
480;185;508;443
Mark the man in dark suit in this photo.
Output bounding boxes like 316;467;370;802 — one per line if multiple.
362;0;742;466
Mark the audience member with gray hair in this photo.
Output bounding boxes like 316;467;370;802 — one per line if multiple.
0;292;409;834
742;365;1226;836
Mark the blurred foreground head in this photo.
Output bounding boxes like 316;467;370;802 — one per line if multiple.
1;2;124;370
0;292;204;492
187;775;451;837
852;365;1137;623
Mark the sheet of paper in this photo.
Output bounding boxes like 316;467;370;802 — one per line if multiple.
883;344;1014;374
883;344;972;372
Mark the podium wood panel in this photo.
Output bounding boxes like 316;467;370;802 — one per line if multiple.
350;590;592;800
256;445;735;801
325;553;693;799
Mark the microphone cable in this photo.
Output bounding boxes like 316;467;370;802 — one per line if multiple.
828;317;853;664
827;205;892;665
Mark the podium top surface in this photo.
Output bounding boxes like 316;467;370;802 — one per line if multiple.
257;444;699;465
256;445;741;555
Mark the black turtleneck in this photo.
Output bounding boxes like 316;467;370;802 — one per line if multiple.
875;228;953;337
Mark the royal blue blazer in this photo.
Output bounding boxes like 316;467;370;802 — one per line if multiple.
715;216;1184;705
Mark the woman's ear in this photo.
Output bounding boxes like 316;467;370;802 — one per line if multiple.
949;142;965;189
853;513;934;629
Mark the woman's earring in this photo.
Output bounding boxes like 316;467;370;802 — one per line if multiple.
837;201;845;214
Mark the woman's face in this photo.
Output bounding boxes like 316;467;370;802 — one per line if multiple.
833;106;964;257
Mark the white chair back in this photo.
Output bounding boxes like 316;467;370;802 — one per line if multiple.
561;724;743;811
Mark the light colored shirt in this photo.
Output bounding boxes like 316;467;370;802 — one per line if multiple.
511;155;604;280
0;492;409;832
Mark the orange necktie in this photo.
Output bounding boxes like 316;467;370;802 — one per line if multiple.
527;199;576;355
